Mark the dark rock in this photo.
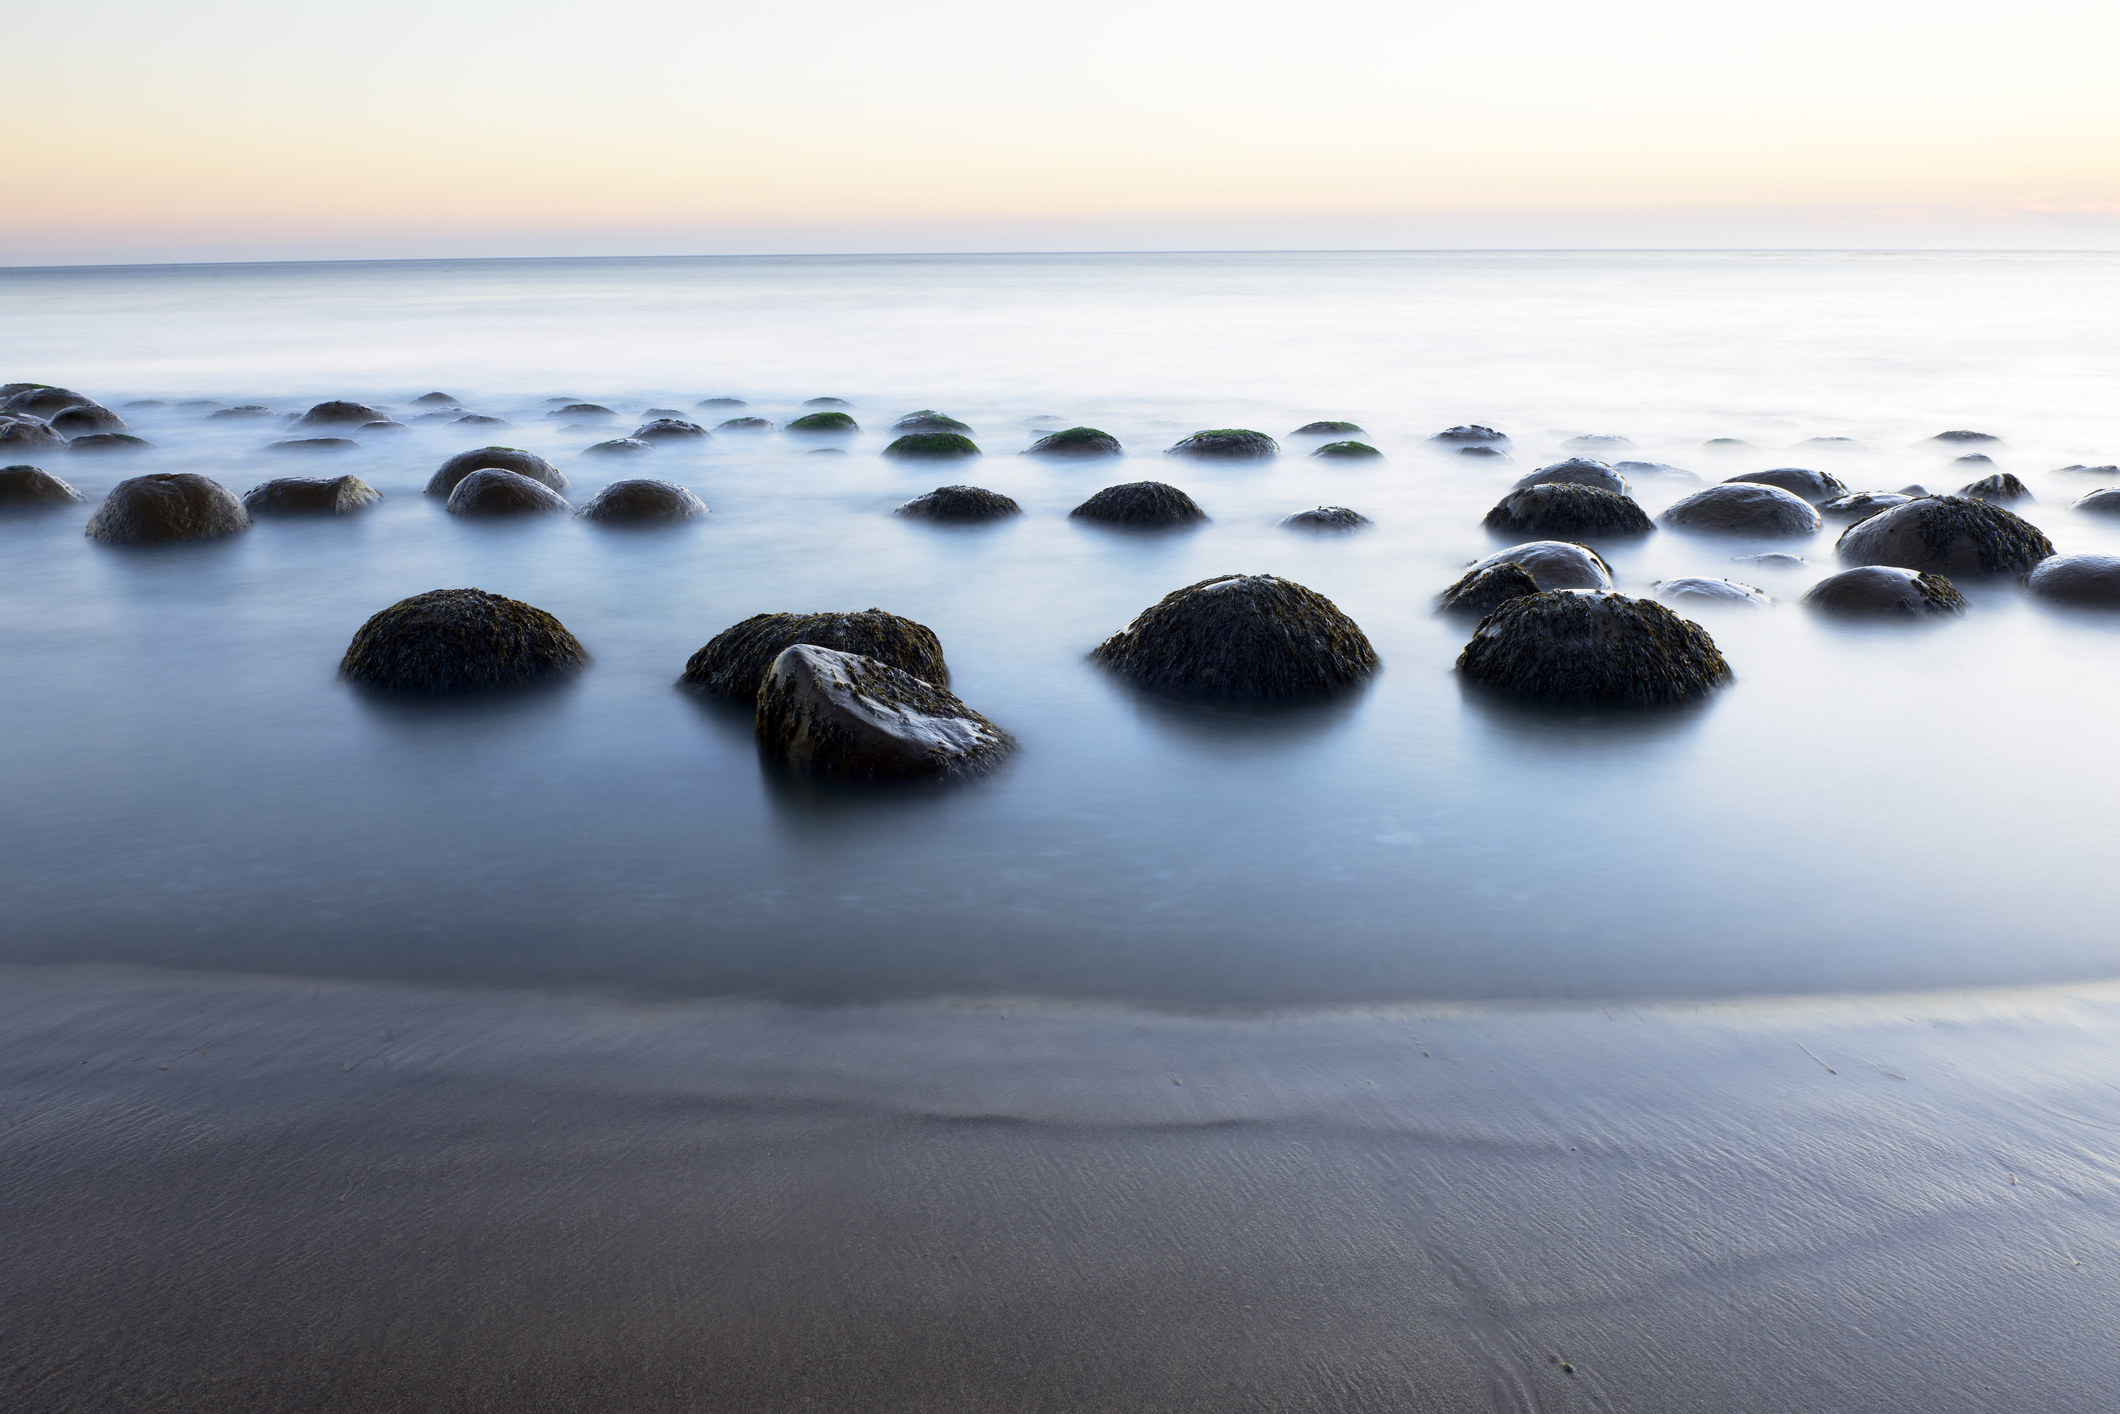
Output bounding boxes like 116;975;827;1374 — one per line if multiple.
358;420;409;434
1613;460;1702;485
176;399;222;410
1025;426;1122;458
1312;441;1382;460
2;386;92;419
1835;495;2053;575
1930;430;2000;444
1483;483;1653;538
893;410;971;433
1070;481;1207;527
786;411;859;434
803;397;852;408
2072;487;2120;516
1821;491;1914;524
0;464;84;506
1514;458;1627;494
1280;506;1369;530
682;609;948;700
69;434;153;454
455;414;508;426
577;479;707;524
0;415;64;452
884;432;981;460
1292;420;1364;436
1438;563;1542;617
696;397;747;409
1951;453;1996;469
548;403;615;419
1652;577;1770;606
295;400;384;428
268;437;357;453
1455;592;1730;707
542;397;585;407
340;588;586;694
1166;428;1278;460
633;418;709;442
1092;574;1377;701
1564;434;1633;452
2026;554;2120;608
715;417;775;433
1725;466;1846;504
1452;541;1614;595
1958;472;2031;503
123;400;168;409
756;646;1011;782
1702;438;1750;449
445;468;570;516
243;475;381;515
1659;483;1821;536
1456;445;1506;459
1802;566;1966;616
426;447;567;497
50;405;127;438
585;438;652;457
1430;425;1509;445
411;412;461;423
2057;464;2119;476
0;383;49;399
1733;552;1806;567
208;405;275;420
84;473;249;544
896;485;1020;521
412;392;459;406
806;447;848;456
644;408;684;419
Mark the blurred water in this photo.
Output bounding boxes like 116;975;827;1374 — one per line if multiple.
3;250;2119;1005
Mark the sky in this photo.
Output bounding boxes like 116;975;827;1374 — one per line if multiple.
6;0;2119;263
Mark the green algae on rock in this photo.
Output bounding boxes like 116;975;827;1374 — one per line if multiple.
1311;440;1382;459
1092;574;1377;701
883;432;981;460
340;588;587;695
1025;426;1123;458
682;609;949;701
1292;420;1364;436
892;410;972;433
1456;591;1730;707
786;411;859;434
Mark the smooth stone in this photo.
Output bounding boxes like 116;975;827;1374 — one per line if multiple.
1659;483;1821;537
208;405;276;420
2057;464;2119;476
1312;441;1382;459
445;468;571;516
1724;466;1846;504
883;432;981;460
806;448;847;456
1821;491;1914;524
455;414;509;426
632;418;709;442
1437;563;1542;617
1613;460;1702;484
426;447;567;497
1897;484;1930;496
267;438;357;453
1430;425;1509;445
1802;566;1966;617
1514;458;1627;494
802;397;851;408
0;415;64;451
1483;484;1653;538
756;645;1011;782
1455;591;1730;706
50;405;127;438
1069;481;1207;527
1797;437;1863;449
2;386;93;419
1702;438;1750;449
1457;445;1507;458
123;400;168;409
895;486;1021;521
1733;552;1806;566
68;434;153;454
786;411;858;434
2026;554;2120;608
1292;420;1364;436
1092;574;1377;700
1930;430;2001;444
1024;426;1122;458
715;417;775;433
1280;506;1370;531
340;588;587;694
2071;487;2120;516
682;609;948;701
1165;429;1278;460
1456;541;1615;594
1959;472;2031;503
547;403;615;419
696;397;746;409
358;420;410;434
0;464;85;506
584;438;652;457
1652;577;1770;606
295;400;384;428
576;479;707;524
1564;434;1633;451
893;410;972;433
243;475;382;515
1952;453;1996;468
644;408;685;419
411;392;459;406
1835;495;2053;575
411;412;462;424
84;473;249;544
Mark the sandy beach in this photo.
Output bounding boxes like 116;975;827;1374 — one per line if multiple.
5;964;2117;1411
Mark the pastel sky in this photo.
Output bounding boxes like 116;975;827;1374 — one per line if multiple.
8;0;2119;263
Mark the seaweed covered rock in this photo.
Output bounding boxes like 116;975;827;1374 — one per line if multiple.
632;418;708;443
1312;441;1382;460
682;609;948;700
70;433;152;454
340;588;587;694
1959;472;2032;503
1821;491;1913;524
2;386;93;419
2072;487;2120;516
1483;483;1653;538
0;414;64;452
1280;506;1369;530
1835;495;2053;575
1454;540;1614;594
445;468;571;516
85;473;249;544
786;411;858;434
1292;420;1364;436
1725;467;1846;504
0;464;84;506
756;646;1011;782
268;437;355;453
1652;577;1770;606
1025;426;1122;458
896;485;1021;521
893;410;971;433
295;400;384;428
1455;592;1730;707
1091;574;1377;700
243;475;382;515
1514;458;1627;494
884;432;981;460
1070;481;1206;527
1166;428;1278;460
715;417;775;433
1438;562;1541;616
50;404;127;438
1430;425;1509;446
585;438;652;457
426;447;568;497
2026;554;2120;608
1659;483;1821;536
576;479;707;524
1802;566;1966;617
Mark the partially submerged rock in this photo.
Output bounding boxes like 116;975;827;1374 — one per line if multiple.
68;433;153;454
411;391;459;406
547;403;615;419
1958;472;2032;503
1725;467;1846;504
2057;464;2119;477
445;468;571;516
884;432;981;460
1951;453;1997;469
1292;420;1364;436
295;400;384;427
340;588;587;694
893;410;971;433
1613;460;1702;485
1659;483;1821;537
1429;425;1509;446
1312;441;1382;459
896;485;1021;521
0;415;64;451
1070;481;1207;527
1456;445;1507;459
1652;577;1770;606
359;420;409;434
85;473;250;544
50;404;127;438
1166;429;1278;460
1092;574;1377;700
1514;458;1627;494
715;417;775;433
2072;487;2120;516
576;479;707;523
0;464;84;506
267;437;355;453
756;645;1011;782
1280;506;1369;530
1835;495;2053;575
2026;554;2120;608
682;609;948;700
243;475;382;515
1483;483;1653;538
455;414;508;426
1564;434;1633;452
2;386;92;419
1453;540;1614;594
1455;592;1730;707
584;438;652;457
1438;563;1542;617
1024;426;1122;458
696;397;747;409
786;411;858;434
1821;491;1913;524
633;418;708;442
1930;430;2000;445
426;447;567;497
1802;566;1966;617
208;405;276;420
802;397;851;408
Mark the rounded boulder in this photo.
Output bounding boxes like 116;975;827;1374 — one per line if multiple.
786;411;858;434
1514;458;1627;494
0;415;65;452
1834;495;2053;575
896;485;1021;521
633;418;708;443
682;609;948;701
341;589;587;694
1091;574;1377;700
1166;429;1278;460
576;479;707;524
2071;487;2120;517
50;404;127;438
1802;566;1966;617
295;400;384;428
1070;481;1206;527
1659;483;1821;537
243;475;382;515
893;410;971;433
85;473;249;544
0;464;85;506
756;645;1012;782
884;432;981;460
2026;554;2120;608
1280;506;1369;530
1025;426;1122;458
445;468;571;516
426;447;567;497
1725;467;1846;504
1455;592;1730;707
1483;483;1653;538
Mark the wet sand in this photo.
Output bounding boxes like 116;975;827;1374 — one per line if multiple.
5;964;2119;1412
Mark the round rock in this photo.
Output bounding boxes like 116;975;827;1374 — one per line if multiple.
445;468;571;516
209;405;276;420
340;589;587;694
1483;484;1653;538
2026;554;2120;608
576;479;707;524
295;400;384;428
1438;563;1542;617
426;447;567;497
1821;491;1914;524
1292;420;1364;436
633;418;708;443
1930;430;2000;445
786;411;858;434
2072;487;2120;516
893;410;971;434
1024;426;1121;458
682;609;948;701
884;432;981;460
1835;495;2053;575
1455;592;1731;707
756;646;1011;782
0;464;85;506
1652;577;1770;606
0;415;66;452
1802;566;1966;617
69;434;152;454
547;403;615;419
268;438;356;454
1092;574;1377;700
802;397;851;408
1312;441;1382;460
1725;467;1846;504
1070;481;1207;527
1514;458;1628;494
243;475;382;515
1564;434;1634;452
1659;483;1821;537
411;392;459;406
1280;506;1369;531
85;473;250;544
715;417;775;433
1430;425;1509;446
585;438;652;457
1166;429;1278;460
1456;540;1614;593
1959;472;2032;503
50;405;127;438
896;485;1020;521
3;386;92;419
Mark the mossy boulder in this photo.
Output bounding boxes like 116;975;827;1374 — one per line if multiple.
1822;491;1913;524
1959;472;2031;503
633;418;708;442
1659;483;1821;536
1166;428;1278;460
1429;425;1509;446
576;479;707;523
340;588;587;694
0;415;65;451
1514;458;1628;494
1448;541;1613;597
585;438;652;457
295;400;383;428
1651;577;1770;607
896;485;1020;521
243;475;381;515
1312;441;1382;460
1070;481;1206;527
268;437;356;453
756;646;1011;782
1483;483;1653;538
1280;505;1369;530
1802;566;1966;616
49;404;127;438
715;417;775;433
786;411;858;434
85;473;250;544
2026;554;2120;608
682;609;948;701
2072;487;2120;516
1455;592;1730;707
1293;420;1364;436
893;410;971;433
1835;495;2053;575
1439;563;1541;616
1025;426;1122;458
0;464;84;506
1725;467;1846;504
445;468;570;516
1092;574;1377;701
2;386;92;419
884;432;981;460
426;447;567;497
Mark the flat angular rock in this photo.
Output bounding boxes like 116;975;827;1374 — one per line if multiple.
85;473;249;544
243;475;382;515
1835;495;2052;575
576;479;707;524
445;468;570;516
1802;566;1966;617
426;447;567;497
1070;481;1206;527
755;645;1012;782
1659;483;1821;537
340;588;587;694
1455;591;1730;707
1092;574;1377;700
682;609;949;701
